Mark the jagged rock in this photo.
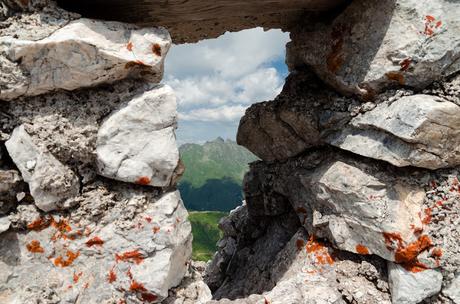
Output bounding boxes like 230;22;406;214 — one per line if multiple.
287;0;460;97
5;125;80;211
96;84;179;187
388;262;443;304
0;189;192;303
0;215;10;233
443;275;460;303
0;169;23;214
0;18;171;101
164;261;212;304
328;95;460;169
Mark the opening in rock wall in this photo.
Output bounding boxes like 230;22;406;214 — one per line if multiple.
163;28;291;262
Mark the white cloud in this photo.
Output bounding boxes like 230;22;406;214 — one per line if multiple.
179;105;247;122
162;27;289;142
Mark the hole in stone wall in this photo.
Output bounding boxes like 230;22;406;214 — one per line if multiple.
162;27;290;262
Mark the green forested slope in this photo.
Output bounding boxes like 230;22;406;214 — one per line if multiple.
189;211;227;261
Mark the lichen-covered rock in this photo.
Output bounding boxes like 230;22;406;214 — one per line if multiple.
96;84;179;187
0;18;171;101
0;189;191;303
287;0;460;97
5;125;80;212
388;262;443;304
328;94;460;169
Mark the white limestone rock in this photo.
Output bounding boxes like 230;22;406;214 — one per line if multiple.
388;262;442;304
0;18;171;101
96;84;179;187
328;95;460;169
287;0;460;96
0;216;10;234
0;189;192;303
303;160;426;262
5;125;79;211
443;275;460;303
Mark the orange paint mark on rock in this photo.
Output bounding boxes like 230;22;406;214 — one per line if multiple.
85;236;104;247
152;43;162;57
386;71;405;85
136;176;151;185
54;250;80;267
115;250;144;264
395;235;432;264
296;239;305;251
26;240;44;253
356;244;370;255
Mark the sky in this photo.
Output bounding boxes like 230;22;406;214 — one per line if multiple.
162;28;290;144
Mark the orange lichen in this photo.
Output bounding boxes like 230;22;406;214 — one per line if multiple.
85;236;104;247
27;217;52;231
383;232;404;251
356;244;370;255
54;250;80;267
145;216;152;223
306;235;334;265
423;15;442;36
153;226;160;234
115;250;144;264
108;269;117;283
432;247;443;259
264;298;271;304
127;268;133;280
422;208;432;225
386;71;405;85
73;272;82;283
401;260;429;273
395;235;432;264
400;58;412;71
126;42;133;51
327;40;344;73
26;240;44;253
152;43;162;57
296;239;305;251
136;176;151;185
141;292;158;302
130;280;147;292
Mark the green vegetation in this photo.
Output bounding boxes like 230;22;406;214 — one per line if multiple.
179;137;258;211
189;211;227;261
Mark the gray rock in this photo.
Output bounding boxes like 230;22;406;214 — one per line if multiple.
5;125;80;211
443;275;460;303
388;262;442;304
0;169;23;214
287;0;460;97
0;18;171;101
328;95;460;169
96;84;179;187
0;215;10;233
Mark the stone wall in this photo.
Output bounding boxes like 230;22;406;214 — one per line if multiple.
1;0;460;303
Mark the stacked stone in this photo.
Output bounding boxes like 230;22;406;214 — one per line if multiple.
210;0;460;303
0;1;194;303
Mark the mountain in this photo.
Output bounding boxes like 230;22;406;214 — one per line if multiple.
178;137;258;211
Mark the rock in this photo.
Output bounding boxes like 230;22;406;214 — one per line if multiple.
0;189;192;303
96;84;179;187
5;125;80;211
0;18;171;101
0;216;10;233
287;0;460;97
0;169;23;214
328;95;460;169
443;275;460;303
388;262;442;304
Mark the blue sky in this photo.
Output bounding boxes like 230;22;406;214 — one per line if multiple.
162;28;290;144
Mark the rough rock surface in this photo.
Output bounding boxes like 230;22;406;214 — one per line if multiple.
388;262;443;304
0;17;171;101
97;84;179;188
287;0;460;97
